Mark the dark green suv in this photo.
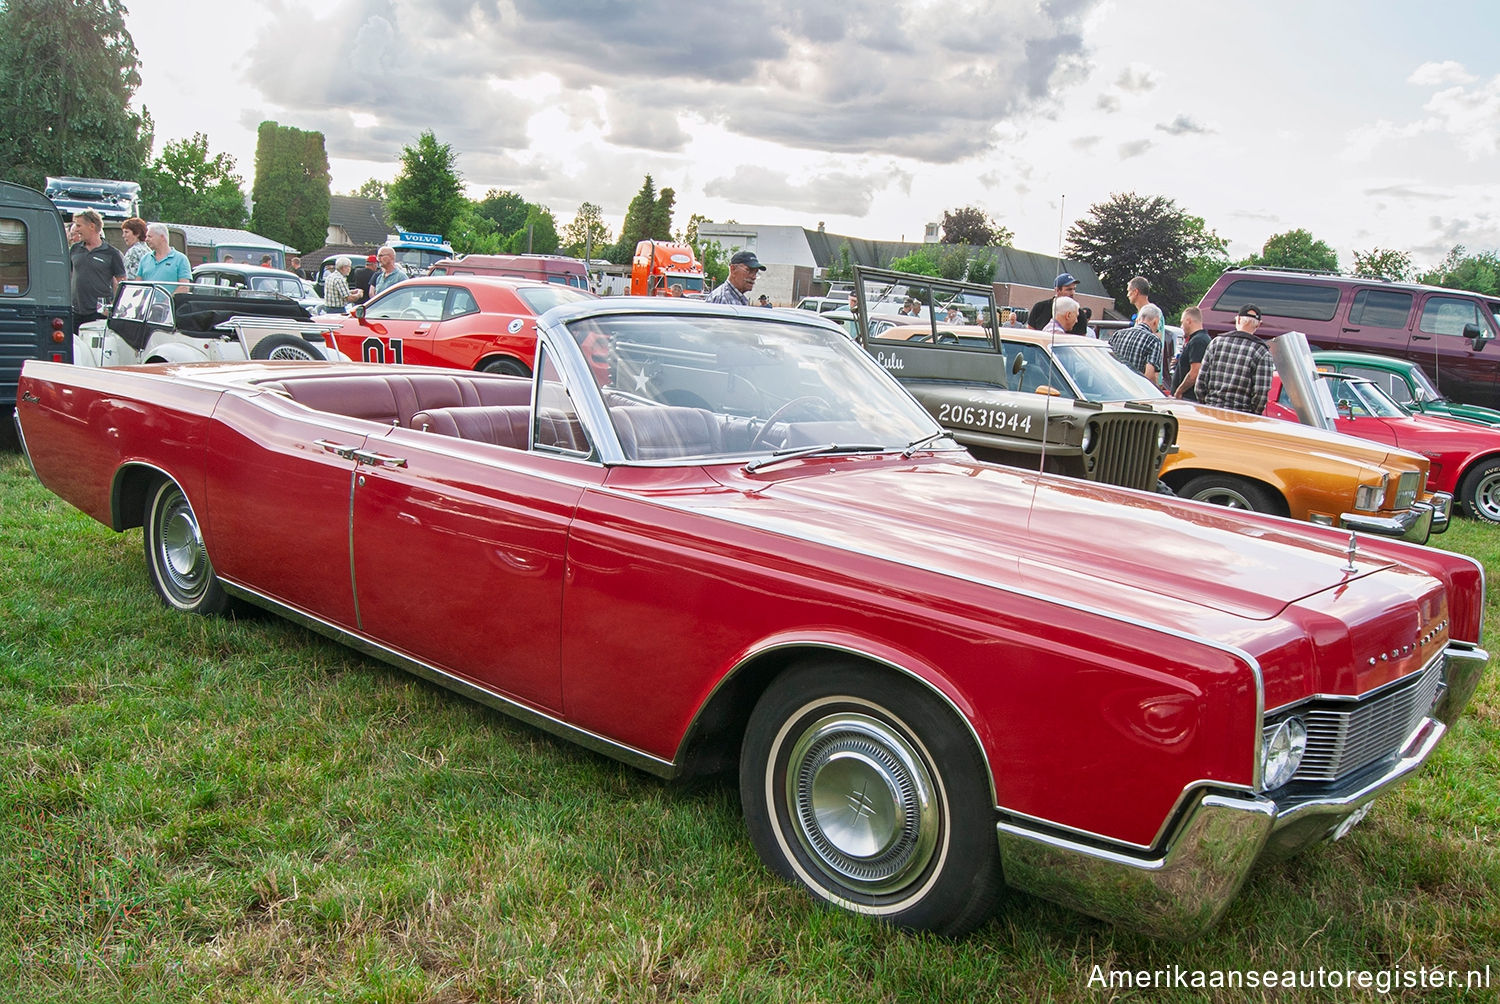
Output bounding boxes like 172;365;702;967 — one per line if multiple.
2;181;72;444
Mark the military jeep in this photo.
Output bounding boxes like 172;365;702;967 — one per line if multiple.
852;267;1175;492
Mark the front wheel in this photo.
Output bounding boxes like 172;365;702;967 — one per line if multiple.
143;478;231;615
740;661;1003;935
1178;473;1282;514
1457;457;1500;523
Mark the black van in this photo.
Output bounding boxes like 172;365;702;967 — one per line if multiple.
1199;266;1498;409
1;181;73;439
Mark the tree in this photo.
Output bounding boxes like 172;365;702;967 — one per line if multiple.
697;238;728;287
502;203;559;255
386;130;466;238
140;132;246;228
1249;229;1339;272
561;202;612;258
888;246;941;277
349;178;387;200
0;0;153;190
1352;247;1414;283
1417;246;1500;296
612;174;673;263
446;200;503;255
1065;192;1226;316
940;206;1013;247
249;121;330;254
824;241;856;283
474;188;528;237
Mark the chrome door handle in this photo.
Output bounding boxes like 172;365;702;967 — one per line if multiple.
314;438;358;459
352;449;408;468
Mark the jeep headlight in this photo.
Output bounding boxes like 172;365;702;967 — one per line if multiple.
1261;717;1307;789
1353;475;1387;513
1080;423;1094;454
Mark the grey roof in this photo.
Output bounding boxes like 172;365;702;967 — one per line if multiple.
802;228;1106;297
163;222;294;252
329;195;390;245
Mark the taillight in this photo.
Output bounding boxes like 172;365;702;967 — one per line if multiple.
51;317;65;342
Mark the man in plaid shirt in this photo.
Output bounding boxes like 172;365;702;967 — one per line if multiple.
323;256;354;312
1106;303;1165;385
1195;305;1274;414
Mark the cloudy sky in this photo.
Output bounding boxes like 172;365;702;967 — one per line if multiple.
126;0;1499;267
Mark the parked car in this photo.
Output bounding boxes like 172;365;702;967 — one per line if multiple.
1198;266;1499;408
853;267;1177;494
1265;372;1500;523
73;282;344;366
427;253;590;289
0;180;72;432
15;299;1487;939
990;327;1449;542
1312;350;1500;427
319;275;594;377
192;261;323;313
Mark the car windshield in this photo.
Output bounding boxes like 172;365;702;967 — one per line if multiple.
1325;376;1408;418
251;276;306;298
1047;342;1164;402
563;312;944;462
1405;363;1445;402
516;285;594;314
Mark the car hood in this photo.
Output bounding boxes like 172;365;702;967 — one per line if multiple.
1148;399;1428;472
700;455;1396;625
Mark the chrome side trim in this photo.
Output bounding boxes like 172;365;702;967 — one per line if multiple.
996;776;1258;854
220;579;678;778
1433;642;1489;727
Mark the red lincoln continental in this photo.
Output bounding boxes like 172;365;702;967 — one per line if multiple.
318;274;594;377
13;299;1488;938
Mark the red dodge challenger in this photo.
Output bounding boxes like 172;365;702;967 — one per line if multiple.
320;274;595;377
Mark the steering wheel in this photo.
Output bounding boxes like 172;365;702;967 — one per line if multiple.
750;396;832;450
400;309;424;319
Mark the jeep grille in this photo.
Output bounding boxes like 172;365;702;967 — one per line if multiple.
1081;412;1173;493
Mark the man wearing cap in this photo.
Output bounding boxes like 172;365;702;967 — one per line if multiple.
1029;273;1089;335
705;250;766;305
349;254;377;300
1195;305;1274;414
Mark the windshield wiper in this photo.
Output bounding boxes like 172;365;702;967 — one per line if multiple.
902;431;950;458
744;443;888;473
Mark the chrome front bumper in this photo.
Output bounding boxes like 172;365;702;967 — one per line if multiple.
1340;491;1452;543
995;641;1487;940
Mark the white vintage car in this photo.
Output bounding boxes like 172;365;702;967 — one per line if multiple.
75;281;347;367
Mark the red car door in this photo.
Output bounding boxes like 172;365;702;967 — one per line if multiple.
339;283;448;366
346;423;603;714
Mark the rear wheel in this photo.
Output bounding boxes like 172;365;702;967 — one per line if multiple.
740;660;1003;935
251;333;326;361
143;478;231;615
1457;457;1500;523
481;357;530;377
1179;473;1282;514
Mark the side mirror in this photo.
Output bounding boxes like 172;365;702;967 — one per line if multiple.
1337;399;1354;420
1463;322;1491;351
1011;352;1027;376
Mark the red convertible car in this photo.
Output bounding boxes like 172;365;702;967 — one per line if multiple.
1267;373;1500;524
14;300;1488;938
319;275;594;377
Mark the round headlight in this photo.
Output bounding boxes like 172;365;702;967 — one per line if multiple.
1080;423;1095;454
1157;425;1169;451
1262;717;1307;790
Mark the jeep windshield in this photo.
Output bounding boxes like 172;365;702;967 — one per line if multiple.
564;310;945;463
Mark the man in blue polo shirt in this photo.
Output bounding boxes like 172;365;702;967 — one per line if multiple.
136;223;193;289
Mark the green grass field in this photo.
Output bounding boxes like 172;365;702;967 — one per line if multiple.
1;452;1496;1003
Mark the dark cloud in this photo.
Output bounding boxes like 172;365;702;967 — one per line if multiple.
1155;114;1211;136
241;0;1109;176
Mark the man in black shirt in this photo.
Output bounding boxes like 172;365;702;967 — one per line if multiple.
69;209;125;328
1029;272;1090;335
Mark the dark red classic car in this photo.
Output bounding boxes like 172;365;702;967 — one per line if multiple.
14;300;1488;938
1266;372;1500;524
319;275;594;377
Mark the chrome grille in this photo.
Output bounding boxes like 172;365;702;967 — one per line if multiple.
1276;654;1443;783
1394;470;1421;510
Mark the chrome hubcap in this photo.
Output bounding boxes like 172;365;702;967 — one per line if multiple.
158;494;206;597
1475;470;1500;521
1194;487;1253;509
786;713;939;894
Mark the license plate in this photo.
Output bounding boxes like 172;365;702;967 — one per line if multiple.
1331;802;1372;840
